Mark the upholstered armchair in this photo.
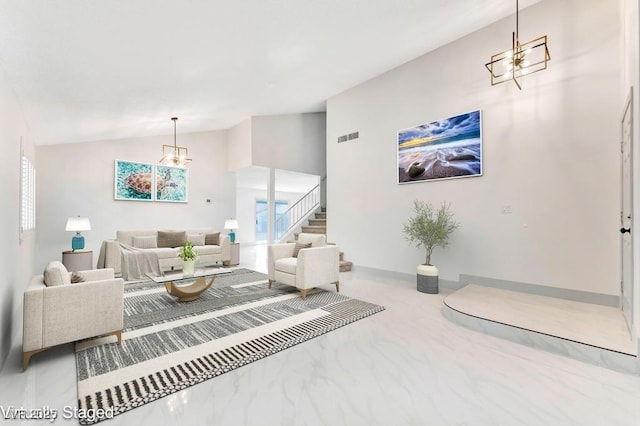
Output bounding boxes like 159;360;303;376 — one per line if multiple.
22;263;124;370
267;233;340;299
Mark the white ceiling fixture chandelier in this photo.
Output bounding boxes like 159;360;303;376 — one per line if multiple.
160;117;191;167
485;0;550;90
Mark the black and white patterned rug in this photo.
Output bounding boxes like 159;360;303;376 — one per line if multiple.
75;268;385;424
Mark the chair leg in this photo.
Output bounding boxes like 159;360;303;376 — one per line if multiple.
114;330;122;345
23;348;48;371
268;279;273;289
333;281;340;293
299;289;309;299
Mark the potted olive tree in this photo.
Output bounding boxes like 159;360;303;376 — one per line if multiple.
178;241;198;275
402;200;459;294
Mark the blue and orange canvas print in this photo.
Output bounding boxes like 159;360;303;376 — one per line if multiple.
398;110;482;183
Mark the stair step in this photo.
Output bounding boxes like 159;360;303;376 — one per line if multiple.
315;212;326;219
308;219;326;226
301;226;326;234
292;235;333;241
339;260;352;272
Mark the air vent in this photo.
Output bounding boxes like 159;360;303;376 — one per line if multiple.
337;131;359;143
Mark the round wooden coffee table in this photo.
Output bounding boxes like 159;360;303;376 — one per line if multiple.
164;276;215;302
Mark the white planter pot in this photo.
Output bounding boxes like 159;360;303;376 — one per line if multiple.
182;259;195;275
416;264;439;294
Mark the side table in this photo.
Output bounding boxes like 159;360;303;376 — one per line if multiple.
229;243;240;266
62;250;93;272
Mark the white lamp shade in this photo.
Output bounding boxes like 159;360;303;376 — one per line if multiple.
224;219;238;230
65;216;91;232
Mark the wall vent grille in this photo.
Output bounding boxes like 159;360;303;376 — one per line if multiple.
337;131;359;143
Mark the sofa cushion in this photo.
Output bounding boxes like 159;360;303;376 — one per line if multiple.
133;235;158;249
292;242;312;258
157;231;186;248
205;232;220;246
194;245;222;256
148;247;180;260
43;261;71;286
187;233;206;246
275;257;298;275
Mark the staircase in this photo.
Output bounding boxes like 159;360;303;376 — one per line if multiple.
295;209;352;272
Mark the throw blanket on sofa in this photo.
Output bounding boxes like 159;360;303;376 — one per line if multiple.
119;243;162;281
97;241;161;281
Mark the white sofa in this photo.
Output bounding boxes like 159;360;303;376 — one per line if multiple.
102;229;231;276
268;233;340;299
23;263;124;370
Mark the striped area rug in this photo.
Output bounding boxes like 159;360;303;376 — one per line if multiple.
75;268;384;424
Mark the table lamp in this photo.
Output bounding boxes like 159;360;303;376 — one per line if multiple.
224;219;238;243
65;216;91;251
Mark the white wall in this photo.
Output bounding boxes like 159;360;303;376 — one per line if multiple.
228;118;253;171
0;67;36;371
252;113;326;177
327;0;621;295
36;130;235;269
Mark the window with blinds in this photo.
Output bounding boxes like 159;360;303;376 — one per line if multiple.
21;155;36;232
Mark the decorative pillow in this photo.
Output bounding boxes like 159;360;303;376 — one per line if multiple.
292;242;312;258
205;232;220;246
43;261;71;286
187;233;206;246
133;236;158;249
70;272;85;284
157;231;186;248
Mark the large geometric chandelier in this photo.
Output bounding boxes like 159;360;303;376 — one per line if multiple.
485;0;550;90
160;117;191;167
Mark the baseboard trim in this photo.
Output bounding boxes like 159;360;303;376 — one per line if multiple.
351;265;458;290
350;266;618;307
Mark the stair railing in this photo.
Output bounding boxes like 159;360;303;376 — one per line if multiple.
274;184;320;241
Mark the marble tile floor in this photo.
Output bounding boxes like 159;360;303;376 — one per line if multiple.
2;244;640;425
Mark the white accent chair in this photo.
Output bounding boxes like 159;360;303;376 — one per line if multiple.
22;264;124;370
267;233;340;299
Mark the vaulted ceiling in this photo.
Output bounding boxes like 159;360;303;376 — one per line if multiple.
0;0;540;145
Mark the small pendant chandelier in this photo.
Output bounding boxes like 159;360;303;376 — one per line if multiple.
160;117;191;167
485;0;550;90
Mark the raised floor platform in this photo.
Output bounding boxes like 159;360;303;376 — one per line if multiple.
443;284;638;375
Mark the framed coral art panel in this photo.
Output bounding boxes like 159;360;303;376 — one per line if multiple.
114;160;154;201
156;165;188;202
397;110;482;184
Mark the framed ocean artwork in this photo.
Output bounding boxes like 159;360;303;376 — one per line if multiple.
114;160;154;201
156;165;188;203
397;110;482;184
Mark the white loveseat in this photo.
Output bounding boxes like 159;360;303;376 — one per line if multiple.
101;229;231;276
23;263;124;370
